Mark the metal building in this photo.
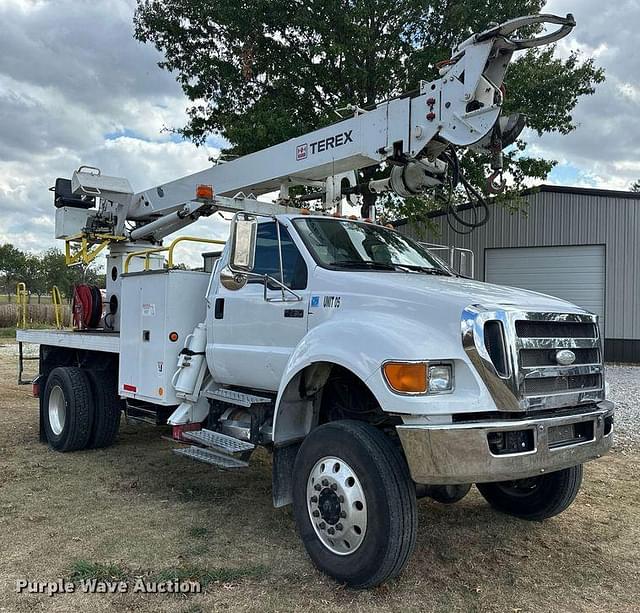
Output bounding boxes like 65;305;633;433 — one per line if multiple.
408;185;640;363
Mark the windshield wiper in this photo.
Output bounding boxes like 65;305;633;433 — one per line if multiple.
332;260;397;270
393;264;451;276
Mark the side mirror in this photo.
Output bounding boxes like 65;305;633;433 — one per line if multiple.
230;213;257;272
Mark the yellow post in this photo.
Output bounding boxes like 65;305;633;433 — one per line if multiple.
16;282;28;329
51;285;63;329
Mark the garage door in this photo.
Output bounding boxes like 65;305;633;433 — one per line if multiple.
485;245;606;334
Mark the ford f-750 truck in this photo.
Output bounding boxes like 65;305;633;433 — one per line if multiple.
17;12;612;587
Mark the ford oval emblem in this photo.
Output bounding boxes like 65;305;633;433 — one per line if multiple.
555;349;576;366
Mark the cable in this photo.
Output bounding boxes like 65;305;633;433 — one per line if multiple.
440;148;490;234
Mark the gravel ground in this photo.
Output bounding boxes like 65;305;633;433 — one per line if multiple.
605;364;640;448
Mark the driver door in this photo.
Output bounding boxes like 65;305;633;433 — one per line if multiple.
210;221;309;391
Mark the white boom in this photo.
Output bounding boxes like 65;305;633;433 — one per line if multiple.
61;13;575;246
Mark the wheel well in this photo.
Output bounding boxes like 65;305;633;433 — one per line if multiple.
318;365;388;427
272;361;396;508
274;362;394;446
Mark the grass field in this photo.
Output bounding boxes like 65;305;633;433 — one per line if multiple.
0;340;638;612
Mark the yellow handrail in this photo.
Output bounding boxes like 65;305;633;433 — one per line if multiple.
123;236;226;273
123;246;169;274
51;285;63;329
16;282;28;329
168;237;226;268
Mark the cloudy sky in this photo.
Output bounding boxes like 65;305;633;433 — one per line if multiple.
0;0;638;261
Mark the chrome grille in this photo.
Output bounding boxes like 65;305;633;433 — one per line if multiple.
515;320;597;339
520;347;599;367
461;307;605;413
514;313;605;410
522;373;602;396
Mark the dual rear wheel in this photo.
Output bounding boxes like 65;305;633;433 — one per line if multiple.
43;366;121;452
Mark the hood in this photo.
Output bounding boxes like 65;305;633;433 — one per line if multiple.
319;269;589;316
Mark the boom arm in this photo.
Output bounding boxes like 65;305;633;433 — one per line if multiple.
65;13;575;244
124;13;574;222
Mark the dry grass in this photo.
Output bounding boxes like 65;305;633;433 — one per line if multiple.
0;303;71;328
0;340;638;612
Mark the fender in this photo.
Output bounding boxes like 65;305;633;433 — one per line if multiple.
272;309;492;447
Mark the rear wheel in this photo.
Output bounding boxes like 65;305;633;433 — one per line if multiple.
292;420;417;588
86;371;122;448
477;465;583;520
43;367;94;452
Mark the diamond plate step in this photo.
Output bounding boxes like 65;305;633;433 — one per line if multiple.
173;446;248;468
203;387;271;408
182;428;254;453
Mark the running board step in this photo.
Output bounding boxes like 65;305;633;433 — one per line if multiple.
203;388;271;408
173;446;249;469
182;428;254;453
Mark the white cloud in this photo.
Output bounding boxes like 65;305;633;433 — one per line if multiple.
529;0;640;190
0;0;226;259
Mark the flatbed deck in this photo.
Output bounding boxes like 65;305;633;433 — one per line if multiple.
16;329;120;354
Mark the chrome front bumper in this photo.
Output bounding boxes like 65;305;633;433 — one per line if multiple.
397;401;614;484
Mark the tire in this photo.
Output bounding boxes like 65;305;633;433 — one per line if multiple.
476;465;583;521
292;420;417;588
86;370;122;448
428;483;472;504
43;367;94;452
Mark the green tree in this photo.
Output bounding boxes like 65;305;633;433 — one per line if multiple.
630;180;640;193
0;244;104;301
134;0;604;217
0;244;28;298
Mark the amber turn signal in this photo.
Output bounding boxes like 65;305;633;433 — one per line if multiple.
383;362;428;394
196;184;214;200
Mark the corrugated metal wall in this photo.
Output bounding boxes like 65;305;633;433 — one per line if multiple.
405;189;640;343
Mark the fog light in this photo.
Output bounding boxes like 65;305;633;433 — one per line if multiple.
428;364;453;392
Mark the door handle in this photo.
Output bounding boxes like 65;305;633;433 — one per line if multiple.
214;298;225;319
284;308;304;318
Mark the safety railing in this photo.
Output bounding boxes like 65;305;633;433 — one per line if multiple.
124;236;226;273
420;242;475;278
16;282;28;329
51;285;63;329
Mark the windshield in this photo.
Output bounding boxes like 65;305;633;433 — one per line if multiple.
292;218;450;275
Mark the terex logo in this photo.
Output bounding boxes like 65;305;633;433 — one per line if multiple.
295;130;353;161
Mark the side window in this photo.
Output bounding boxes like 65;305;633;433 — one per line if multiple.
252;222;308;290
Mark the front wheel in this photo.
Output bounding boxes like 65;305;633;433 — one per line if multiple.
292;420;417;588
476;465;583;521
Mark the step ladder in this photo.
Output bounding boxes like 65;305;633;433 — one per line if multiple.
203;387;271;408
173;429;255;469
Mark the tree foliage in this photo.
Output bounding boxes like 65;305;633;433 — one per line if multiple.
134;0;604;216
0;244;103;300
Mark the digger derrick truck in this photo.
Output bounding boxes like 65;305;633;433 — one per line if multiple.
17;14;614;587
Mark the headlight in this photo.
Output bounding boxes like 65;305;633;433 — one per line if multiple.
428;364;453;392
382;361;453;394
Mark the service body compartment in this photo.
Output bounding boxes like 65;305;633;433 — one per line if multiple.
119;269;209;405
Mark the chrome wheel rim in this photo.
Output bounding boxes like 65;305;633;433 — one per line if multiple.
306;456;367;556
48;385;66;436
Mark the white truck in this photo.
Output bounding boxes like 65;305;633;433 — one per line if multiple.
17;14;614;588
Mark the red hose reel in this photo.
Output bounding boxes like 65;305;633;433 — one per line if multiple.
72;284;103;329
